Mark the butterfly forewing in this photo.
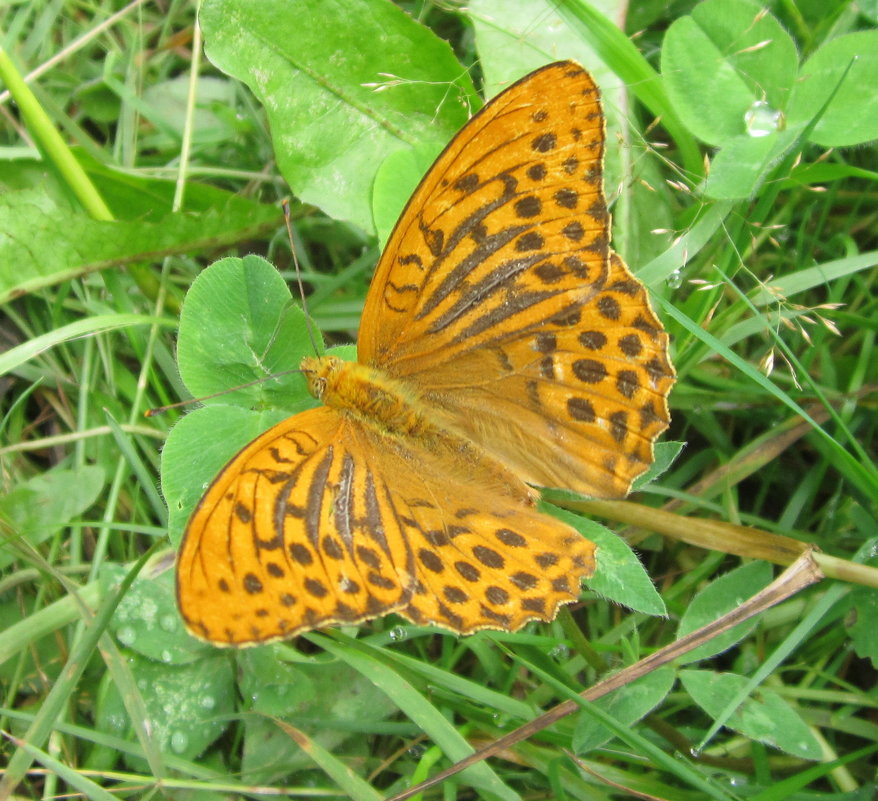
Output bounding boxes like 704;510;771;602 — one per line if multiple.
178;406;596;644
359;62;610;372
178;408;417;645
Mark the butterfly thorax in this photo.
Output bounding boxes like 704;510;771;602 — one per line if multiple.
301;354;537;504
301;355;440;441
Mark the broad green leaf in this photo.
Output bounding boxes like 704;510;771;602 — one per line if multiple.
94;650;235;768
165;255;323;539
199;0;478;233
176;255;319;405
372;143;443;249
688;0;797;110
103;565;211;664
239;649;397;783
0;168;280;304
141;75;239;146
165;256;332;542
677;560;773;663
703;129;799;199
787;30;878;147
542;504;666;616
631;440;685;491
0;466;104;570
573;666;676;754
680;669;822;759
661;0;797;146
468;0;608;97
162;404;293;544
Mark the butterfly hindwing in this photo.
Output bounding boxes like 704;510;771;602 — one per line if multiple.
350;425;597;633
420;252;675;498
396;492;596;633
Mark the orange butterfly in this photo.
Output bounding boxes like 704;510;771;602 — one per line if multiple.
177;61;674;645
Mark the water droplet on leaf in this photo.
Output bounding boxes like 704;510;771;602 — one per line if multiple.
170;730;189;754
744;100;783;137
116;626;136;646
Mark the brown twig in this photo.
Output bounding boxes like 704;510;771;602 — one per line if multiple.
385;551;824;801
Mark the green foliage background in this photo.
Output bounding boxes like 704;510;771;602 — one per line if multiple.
1;0;877;799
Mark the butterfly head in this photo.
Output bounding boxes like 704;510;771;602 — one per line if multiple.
300;354;344;400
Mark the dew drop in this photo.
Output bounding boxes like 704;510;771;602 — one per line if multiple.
388;626;407;642
160;650;173;663
549;643;570;659
159;614;178;632
116;626;136;646
666;267;683;289
170;730;189;754
200;695;216;710
744;100;783;137
106;713;126;733
140;598;159;625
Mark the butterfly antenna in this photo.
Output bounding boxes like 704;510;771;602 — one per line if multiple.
144;369;305;417
283;200;321;355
